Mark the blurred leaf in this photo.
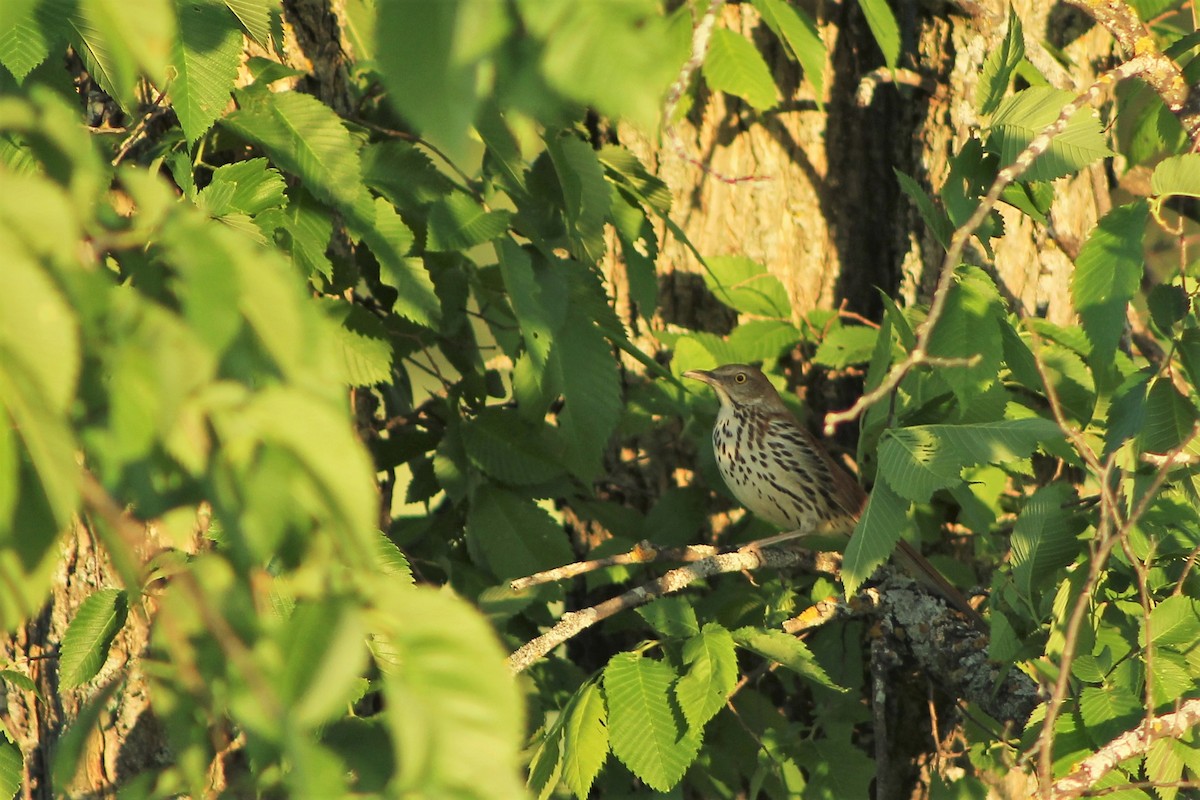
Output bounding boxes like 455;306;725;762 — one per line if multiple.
1070;202;1148;369
603;651;700;792
465;486;573;580
858;0;901;68
675;623;737;729
59;588;128;689
172;0;244;143
84;0;174;90
703;256;790;318
702;28;778;111
976;7;1023;115
377;585;526;799
278;599;368;728
752;0;825;107
0;248;79;413
990;88;1112;182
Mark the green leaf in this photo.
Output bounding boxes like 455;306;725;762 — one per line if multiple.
561;681;608;799
877;419;1063;503
1151;153;1200;198
376;585;526;799
636;596;700;639
1146;737;1186;800
58;589;128;689
675;623;738;729
331;303;393;387
376;533;414;583
1070;202;1148;367
813;325;878;368
277;600;368;728
1079;685;1141;744
363;198;441;328
0;736;20;800
224;0;272;47
602;652;700;792
277;188;333;280
731;627;842;690
197;158;287;218
842;479;907;598
545;135;611;264
461;407;566;485
989;87;1113;182
597;144;672;215
172;0;244;143
925;266;1005;406
752;0;825;108
223;86;364;210
1138;379;1199;455
976;7;1024;115
725;320;802;364
702;28;778;111
534;2;680;132
83;0;174;90
858;0;901;68
702;255;791;318
0;2;59;81
375;0;491;162
1147;595;1200;649
895;169;952;249
1010;484;1084;599
550;315;622;481
426;191;513;252
465;486;573;581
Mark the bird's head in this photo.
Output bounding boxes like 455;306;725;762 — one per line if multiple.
683;363;785;410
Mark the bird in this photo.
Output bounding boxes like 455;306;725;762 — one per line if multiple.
684;363;982;624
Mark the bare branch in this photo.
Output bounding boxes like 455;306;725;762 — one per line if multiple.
509;541;721;591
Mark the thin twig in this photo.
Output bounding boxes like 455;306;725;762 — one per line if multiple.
509;541;721;591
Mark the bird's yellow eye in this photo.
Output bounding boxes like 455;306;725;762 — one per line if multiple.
735;372;747;383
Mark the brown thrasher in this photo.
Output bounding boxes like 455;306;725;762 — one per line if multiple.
685;363;981;623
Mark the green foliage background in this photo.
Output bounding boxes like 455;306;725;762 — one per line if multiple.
0;0;1199;797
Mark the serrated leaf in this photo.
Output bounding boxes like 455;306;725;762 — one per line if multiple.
172;0;243;143
675;623;737;729
546;135;611;264
426;191;513;252
990;87;1113;182
334;306;393;387
1147;595;1200;649
528;724;562;800
223;86;363;210
0;736;20;800
597;144;672;214
1151;153;1200;198
83;0;174;90
497;240;566;370
752;0;825;107
1071;202;1148;368
197;157;287;218
1079;685;1141;744
976;8;1024;115
1139;379;1199;454
58;589;128;689
0;3;59;81
1010;484;1084;598
561;681;608;799
550;317;621;481
842;479;907;598
813;325;878;368
375;533;413;583
1147;737;1185;800
731;627;842;690
362;140;456;207
461;407;566;485
925;266;1005;405
278;187;333;280
636;596;700;639
224;0;272;47
602;652;700;792
877;419;1063;503
702;28;778;111
465;486;573;581
858;0;901;68
702;255;791;318
363;198;441;328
